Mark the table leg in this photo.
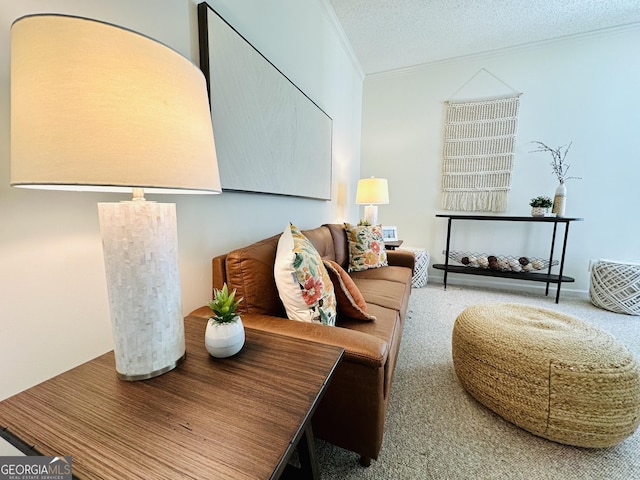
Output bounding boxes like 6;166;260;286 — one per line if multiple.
443;218;452;290
546;222;558;297
296;424;319;480
555;222;571;304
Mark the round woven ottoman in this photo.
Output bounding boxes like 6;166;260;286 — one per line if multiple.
452;303;640;447
589;259;640;316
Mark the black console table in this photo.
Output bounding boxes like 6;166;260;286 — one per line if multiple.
433;214;583;303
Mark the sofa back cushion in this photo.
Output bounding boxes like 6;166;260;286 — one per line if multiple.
217;225;349;317
302;225;338;260
324;224;350;268
221;234;284;316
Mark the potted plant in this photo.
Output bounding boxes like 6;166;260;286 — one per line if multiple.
529;196;553;216
205;283;245;358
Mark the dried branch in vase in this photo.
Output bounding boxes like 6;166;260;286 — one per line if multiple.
530;141;582;184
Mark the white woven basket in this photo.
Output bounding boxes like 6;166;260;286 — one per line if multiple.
401;247;429;288
589;260;640;316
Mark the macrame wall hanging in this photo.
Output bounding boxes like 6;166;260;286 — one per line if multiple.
441;69;521;212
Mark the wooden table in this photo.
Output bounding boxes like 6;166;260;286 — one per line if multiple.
384;240;403;250
0;316;343;479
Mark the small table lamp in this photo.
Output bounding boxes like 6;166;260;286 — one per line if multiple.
356;177;389;225
10;14;221;380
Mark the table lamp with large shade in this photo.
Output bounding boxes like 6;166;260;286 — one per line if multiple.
356;177;389;225
10;14;221;380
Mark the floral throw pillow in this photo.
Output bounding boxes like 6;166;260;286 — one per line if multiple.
274;223;337;325
344;223;388;272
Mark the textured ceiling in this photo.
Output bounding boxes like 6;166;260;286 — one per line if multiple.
329;0;640;74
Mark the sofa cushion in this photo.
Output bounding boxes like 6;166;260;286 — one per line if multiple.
350;264;414;285
353;278;407;312
323;223;350;268
344;223;388;272
301;226;337;260
274;223;337;325
221;235;284;317
337;303;403;397
324;259;376;322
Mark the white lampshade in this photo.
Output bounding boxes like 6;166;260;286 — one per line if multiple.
10;14;221;194
356;177;389;205
356;177;389;225
10;14;221;381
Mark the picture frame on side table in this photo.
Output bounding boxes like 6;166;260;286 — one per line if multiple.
382;226;398;242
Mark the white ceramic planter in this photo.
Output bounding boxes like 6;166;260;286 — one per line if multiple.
205;317;245;358
531;206;549;217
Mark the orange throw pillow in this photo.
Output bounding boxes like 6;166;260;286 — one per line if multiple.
323;260;376;322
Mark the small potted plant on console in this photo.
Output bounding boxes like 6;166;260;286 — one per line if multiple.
529;196;553;217
205;283;245;358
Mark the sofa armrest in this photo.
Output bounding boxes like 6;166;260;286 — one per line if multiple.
189;307;388;369
386;249;415;271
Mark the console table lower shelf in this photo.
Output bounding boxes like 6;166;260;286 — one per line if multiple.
433;264;576;285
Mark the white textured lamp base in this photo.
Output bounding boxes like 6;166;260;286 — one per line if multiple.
363;205;379;225
98;201;186;380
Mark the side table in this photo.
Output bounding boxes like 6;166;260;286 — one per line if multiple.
0;317;344;480
385;240;403;250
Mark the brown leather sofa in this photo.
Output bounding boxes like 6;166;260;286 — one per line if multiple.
189;224;414;465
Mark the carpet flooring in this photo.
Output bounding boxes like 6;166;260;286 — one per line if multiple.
315;283;640;479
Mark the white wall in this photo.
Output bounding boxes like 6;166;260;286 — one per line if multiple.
0;0;363;400
361;25;640;295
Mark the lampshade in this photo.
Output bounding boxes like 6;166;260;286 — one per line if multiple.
10;14;221;194
10;14;221;381
356;177;389;205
